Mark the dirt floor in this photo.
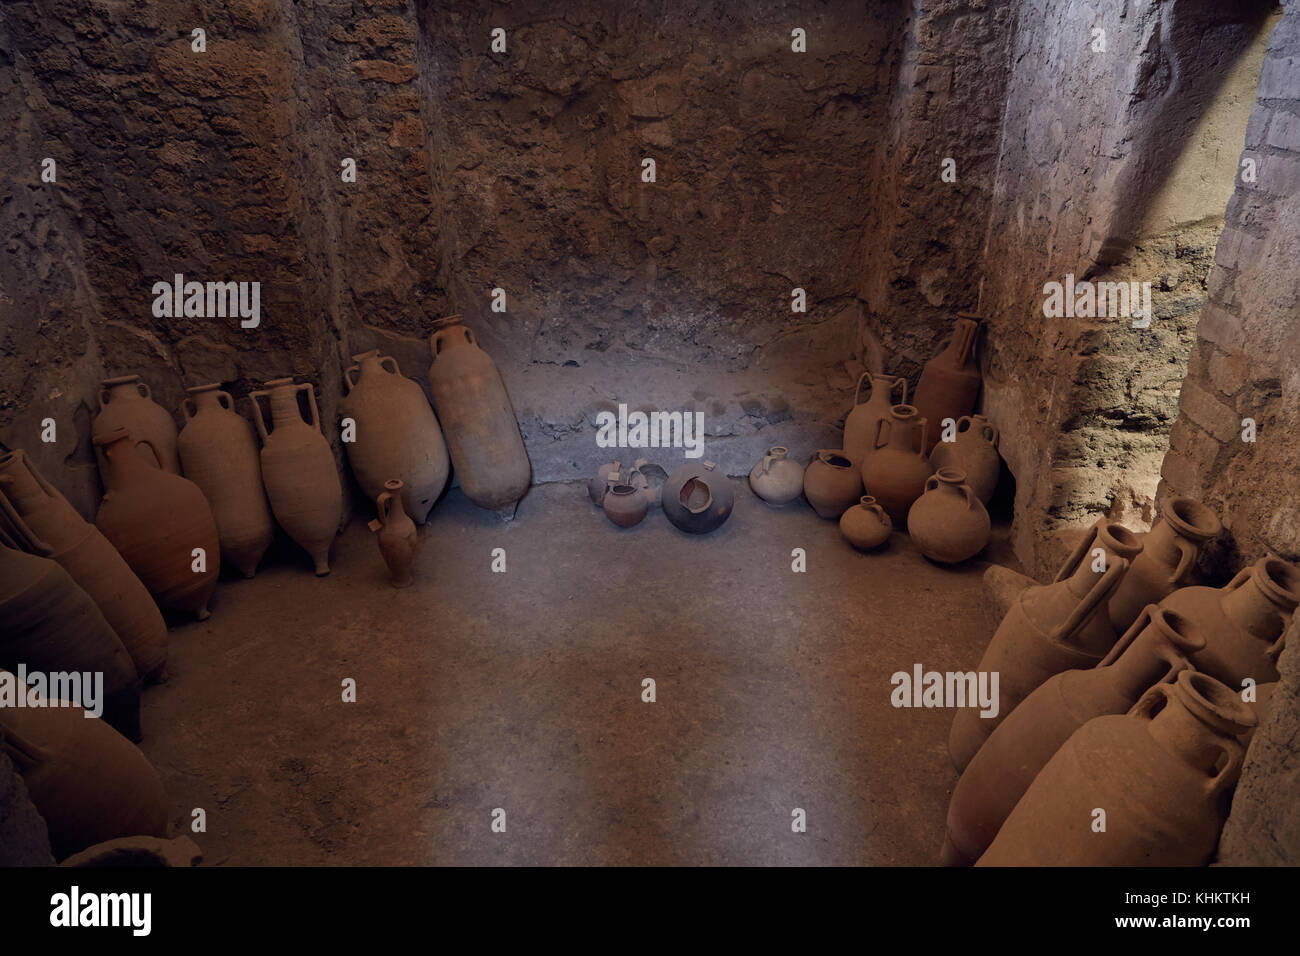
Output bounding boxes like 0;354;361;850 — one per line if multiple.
139;479;1012;865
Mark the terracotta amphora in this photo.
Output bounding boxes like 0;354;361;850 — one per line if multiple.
907;468;990;564
94;428;220;621
604;483;649;528
178;384;274;579
862;404;930;524
749;446;804;506
948;519;1141;770
928;414;1000;505
942;605;1203;866
0;450;167;682
0;672;167;860
844;373;906;468
342;350;450;525
368;479;417;588
663;461;734;534
1107;496;1221;633
93;375;181;475
251;378;344;576
1159;555;1300;688
977;670;1254;866
0;530;142;742
803;450;862;519
427;315;531;519
911;315;981;454
840;496;892;551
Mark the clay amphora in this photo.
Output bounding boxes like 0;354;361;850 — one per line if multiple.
342;350;450;525
0;534;142;742
427;315;531;519
93;375;181;475
803;450;861;518
844;373;906;468
978;670;1254;866
0;450;167;682
907;468;990;564
1107;496;1221;633
928;414;1000;505
604;483;649;528
911;315;981;454
251;378;344;576
948;519;1141;770
629;458;668;509
942;605;1203;866
862;404;930;524
178;384;275;579
94;428;221;621
749;446;805;506
663;461;734;534
588;461;623;507
368;479;417;588
1159;555;1300;688
0;672;168;860
840;496;892;551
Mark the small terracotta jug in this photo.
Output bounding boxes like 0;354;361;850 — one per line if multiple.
93;375;181;475
911;315;981;454
862;404;930;524
94;428;221;621
942;605;1203;866
603;484;649;528
629;458;668;509
1107;496;1221;633
251;378;344;576
840;496;892;550
978;670;1254;866
663;461;734;534
948;519;1142;770
928;414;1000;505
803;450;862;519
342;350;450;525
1159;555;1300;688
907;468;990;564
179;384;275;578
0;450;167;683
749;446;805;506
368;479;417;588
588;461;623;507
844;373;906;468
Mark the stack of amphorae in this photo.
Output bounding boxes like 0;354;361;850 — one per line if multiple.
0;315;531;862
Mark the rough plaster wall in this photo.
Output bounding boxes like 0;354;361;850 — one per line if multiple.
977;0;1274;577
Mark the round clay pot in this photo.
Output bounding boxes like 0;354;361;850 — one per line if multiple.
368;479;417;588
844;373;906;468
92;374;181;475
428;315;531;519
342;350;450;525
603;484;649;528
907;468;990;564
663;461;734;535
94;428;221;621
839;496;892;550
928;414;1000;505
911;315;980;454
978;670;1253;866
251;379;344;576
803;450;861;519
179;384;274;578
587;461;623;507
862;404;932;524
749;446;804;506
629;458;668;509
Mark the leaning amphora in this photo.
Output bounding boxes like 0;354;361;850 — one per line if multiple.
928;414;1000;505
911;315;981;454
93;375;181;475
942;605;1203;867
427;315;531;519
803;450;861;519
368;479;417;588
907;468;990;564
94;428;221;621
977;670;1254;866
251;378;344;576
341;350;450;525
948;519;1141;770
0;450;167;682
178;384;274;578
862;404;930;524
1106;496;1221;633
843;373;906;468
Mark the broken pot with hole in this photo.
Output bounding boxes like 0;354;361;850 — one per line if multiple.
663;461;734;535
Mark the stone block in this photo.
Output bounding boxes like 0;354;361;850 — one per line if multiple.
1178;380;1242;443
